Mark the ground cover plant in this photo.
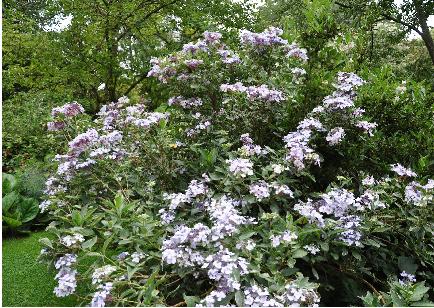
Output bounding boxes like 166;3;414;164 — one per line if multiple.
37;28;434;307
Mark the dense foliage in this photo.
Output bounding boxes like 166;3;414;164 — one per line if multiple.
37;29;434;307
2;0;434;307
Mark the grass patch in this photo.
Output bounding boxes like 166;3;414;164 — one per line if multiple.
2;231;80;307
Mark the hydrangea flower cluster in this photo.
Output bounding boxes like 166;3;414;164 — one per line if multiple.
54;254;77;297
294;188;379;246
404;179;434;206
226;158;254;178
239;26;308;61
249;181;294;201
390;163;417;177
399;271;417;285
41;97;169;212
280;284;321;307
243;285;284;307
238;133;267;157
92;265;117;285
186;120;211;137
91;283;113;307
60;234;85;247
168;96;203;109
326;127;345;145
283;72;375;171
48;102;85;131
270;230;298;247
148;31;239;84
220;83;285;103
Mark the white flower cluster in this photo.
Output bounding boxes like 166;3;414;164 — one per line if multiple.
186;120;211;137
249;181;294;201
404;180;434;206
235;239;256;251
326;127;346;146
168;96;203;109
390;163;417;177
159;178;209;224
270;230;298;247
220;82;285;103
239;27;308;61
294;188;382;246
244;285;284;307
60;234;85;247
206;196;256;241
131;252;145;264
280;284;320;307
54;254;77;297
238;133;267;157
91;282;113;307
92;265;117;285
227;158;254;178
304;244;321;255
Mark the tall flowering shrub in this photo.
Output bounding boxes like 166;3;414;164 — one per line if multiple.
39;28;434;306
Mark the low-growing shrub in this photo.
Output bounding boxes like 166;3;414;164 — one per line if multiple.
38;28;433;306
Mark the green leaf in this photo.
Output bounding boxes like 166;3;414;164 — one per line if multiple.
39;237;53;249
410;283;429;302
72;210;83;226
3;215;23;228
320;242;329;252
235;290;244;306
127;265;139;280
391;290;406;307
2;173;17;194
398;256;418;274
81;236;98;250
293;249;308;258
183;294;200;307
19;197;39;223
239;231;256;241
2;192;19;212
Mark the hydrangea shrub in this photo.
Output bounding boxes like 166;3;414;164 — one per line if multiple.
39;28;434;306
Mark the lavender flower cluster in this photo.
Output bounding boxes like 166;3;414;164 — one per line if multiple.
47;102;85;131
40;97;169;212
238;133;268;156
249;181;293;201
168;96;203;108
148;31;241;84
283;72;376;171
399;271;417;285
239;27;308;61
54;254;77;297
404;179;434;206
220;82;285;103
89;266;117;307
294;187;385;246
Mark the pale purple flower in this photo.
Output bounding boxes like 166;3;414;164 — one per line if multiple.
326;127;345;145
356;121;377;136
227;158;254;178
399;271;416;285
391;163;417;177
249;181;271;201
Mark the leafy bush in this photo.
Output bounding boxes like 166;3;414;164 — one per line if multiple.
2;173;40;234
38;29;433;306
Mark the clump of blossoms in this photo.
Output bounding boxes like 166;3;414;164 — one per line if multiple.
54;254;77;297
39;96;169;212
282;72;377;171
48;102;85;131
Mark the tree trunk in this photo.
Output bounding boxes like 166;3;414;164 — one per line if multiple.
413;0;434;65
